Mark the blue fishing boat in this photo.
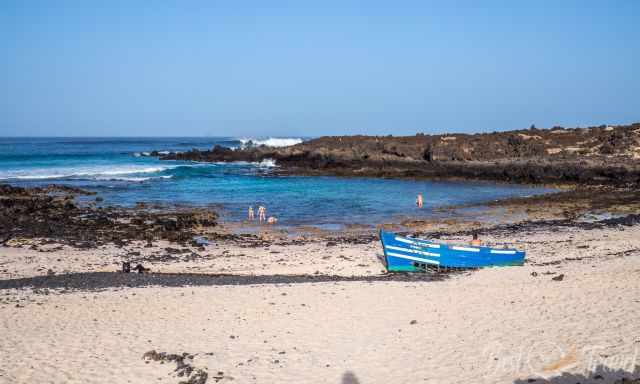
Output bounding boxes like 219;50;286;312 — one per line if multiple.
379;230;525;271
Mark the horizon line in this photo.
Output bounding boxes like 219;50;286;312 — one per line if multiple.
1;120;639;140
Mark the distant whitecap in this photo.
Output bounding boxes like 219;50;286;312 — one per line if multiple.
238;137;303;148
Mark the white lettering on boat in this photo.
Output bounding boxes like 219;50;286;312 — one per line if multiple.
450;246;480;252
386;252;440;265
489;249;516;254
386;245;440;257
395;237;441;248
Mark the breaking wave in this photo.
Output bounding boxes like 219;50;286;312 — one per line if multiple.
0;165;176;181
94;175;174;182
239;137;303;148
0;154;279;183
257;158;277;167
133;151;173;157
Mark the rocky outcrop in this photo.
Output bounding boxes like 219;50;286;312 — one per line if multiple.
0;185;218;247
159;123;640;185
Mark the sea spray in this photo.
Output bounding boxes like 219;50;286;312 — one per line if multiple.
239;137;304;148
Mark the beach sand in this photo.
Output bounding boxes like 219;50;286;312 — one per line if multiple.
1;223;639;383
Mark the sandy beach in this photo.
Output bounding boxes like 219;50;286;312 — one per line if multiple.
1;214;639;384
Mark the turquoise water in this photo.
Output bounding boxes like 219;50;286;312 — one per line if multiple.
0;137;553;227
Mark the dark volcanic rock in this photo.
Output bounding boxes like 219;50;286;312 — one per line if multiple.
0;184;218;248
143;350;208;384
158;123;640;186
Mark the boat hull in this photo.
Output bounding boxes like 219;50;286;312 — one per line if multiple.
379;230;525;271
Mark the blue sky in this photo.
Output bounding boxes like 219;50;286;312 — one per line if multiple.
1;1;638;137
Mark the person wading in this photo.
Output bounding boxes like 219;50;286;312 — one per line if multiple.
258;205;266;222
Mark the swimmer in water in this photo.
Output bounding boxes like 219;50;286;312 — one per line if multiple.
267;216;277;224
248;206;254;221
416;194;424;208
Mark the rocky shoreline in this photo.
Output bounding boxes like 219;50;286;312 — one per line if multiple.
160;123;640;185
3;180;640;251
0;184;224;249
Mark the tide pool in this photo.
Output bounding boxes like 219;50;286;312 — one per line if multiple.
0;137;554;227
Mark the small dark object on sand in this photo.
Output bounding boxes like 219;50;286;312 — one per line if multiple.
133;264;149;274
552;274;565;281
143;350;208;384
410;320;418;325
192;236;210;246
122;262;131;273
531;271;538;277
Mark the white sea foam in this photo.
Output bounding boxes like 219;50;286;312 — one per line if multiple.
94;175;174;182
95;176;151;182
257;158;277;167
95;166;169;176
0;165;175;181
10;174;69;180
134;150;180;157
239;137;303;148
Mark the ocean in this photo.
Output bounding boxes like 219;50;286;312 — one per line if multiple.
0;137;553;228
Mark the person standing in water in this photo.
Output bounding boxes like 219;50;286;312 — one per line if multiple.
258;205;266;222
248;206;254;221
416;194;424;208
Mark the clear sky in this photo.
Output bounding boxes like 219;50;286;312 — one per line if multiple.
1;1;639;137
